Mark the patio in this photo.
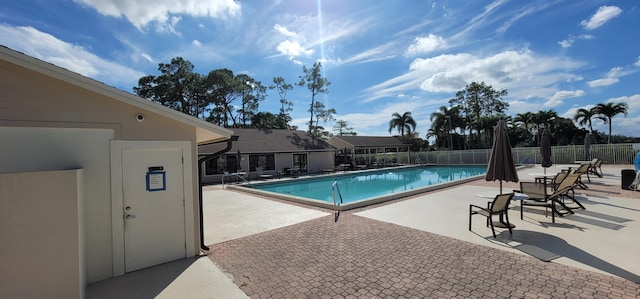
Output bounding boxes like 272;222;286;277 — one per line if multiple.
87;164;640;298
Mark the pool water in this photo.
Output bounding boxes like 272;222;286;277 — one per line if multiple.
244;165;486;206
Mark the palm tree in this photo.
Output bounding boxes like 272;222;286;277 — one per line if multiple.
514;112;534;132
425;127;447;148
533;110;558;129
476;115;500;147
430;106;462;149
593;102;629;143
389;111;417;138
573;107;602;132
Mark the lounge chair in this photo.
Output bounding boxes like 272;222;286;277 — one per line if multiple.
255;167;273;180
629;171;639;191
588;158;603;178
469;193;514;238
572;163;591;189
550;171;572;196
515;173;583;223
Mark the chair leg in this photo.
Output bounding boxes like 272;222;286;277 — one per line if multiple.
488;215;497;238
468;206;472;231
504;212;512;234
566;194;585;210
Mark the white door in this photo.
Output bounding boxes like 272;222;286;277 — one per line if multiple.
122;147;186;272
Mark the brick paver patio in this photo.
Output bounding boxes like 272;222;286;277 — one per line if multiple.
208;166;640;298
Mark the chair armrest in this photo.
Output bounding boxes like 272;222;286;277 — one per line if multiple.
469;204;487;210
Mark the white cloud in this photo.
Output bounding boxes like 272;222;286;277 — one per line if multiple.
509;99;544;115
608;94;640;114
558;34;594;48
141;53;154;62
406;34;447;56
550;90;585;101
155;16;182;35
587;64;638;87
580;5;622;30
276;40;314;57
558;39;573;48
546;90;585;106
274;24;297;38
364;49;584;102
272;23;314;63
267;11;369;64
0;25;144;88
587;78;618;87
335;98;437;136
192;40;202;47
72;0;241;30
339;42;397;65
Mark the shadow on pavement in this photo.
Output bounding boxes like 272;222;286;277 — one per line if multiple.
85;257;199;299
498;230;640;283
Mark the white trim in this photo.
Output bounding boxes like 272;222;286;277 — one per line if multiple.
110;140;194;276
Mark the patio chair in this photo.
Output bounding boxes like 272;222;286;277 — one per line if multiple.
469;193;514;238
515;173;583;223
588;158;603;178
550;171;574;199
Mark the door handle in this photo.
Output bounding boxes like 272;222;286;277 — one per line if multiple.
124;214;136;219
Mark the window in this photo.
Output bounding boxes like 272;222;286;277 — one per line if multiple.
204;155;239;175
249;154;275;171
293;153;308;172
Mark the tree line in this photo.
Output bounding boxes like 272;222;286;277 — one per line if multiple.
134;58;631;147
389;82;631;150
133;58;340;139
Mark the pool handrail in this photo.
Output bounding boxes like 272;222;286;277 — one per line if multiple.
222;173;254;188
331;181;344;209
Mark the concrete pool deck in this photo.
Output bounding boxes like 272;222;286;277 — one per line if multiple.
87;164;640;298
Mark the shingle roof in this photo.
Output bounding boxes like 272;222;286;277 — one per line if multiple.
328;136;408;148
200;128;337;154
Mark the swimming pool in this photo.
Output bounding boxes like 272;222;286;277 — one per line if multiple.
229;165;487;210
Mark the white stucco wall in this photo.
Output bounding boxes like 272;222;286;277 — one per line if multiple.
0;127;112;283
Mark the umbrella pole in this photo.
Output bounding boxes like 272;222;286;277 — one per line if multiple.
500;180;503;194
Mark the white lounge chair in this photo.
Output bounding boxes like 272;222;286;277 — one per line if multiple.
255;167;273;180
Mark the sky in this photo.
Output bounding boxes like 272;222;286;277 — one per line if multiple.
2;0;639;138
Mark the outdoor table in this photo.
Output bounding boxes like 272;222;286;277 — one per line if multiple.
528;172;556;184
475;191;529;228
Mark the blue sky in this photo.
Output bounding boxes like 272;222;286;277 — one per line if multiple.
2;0;639;138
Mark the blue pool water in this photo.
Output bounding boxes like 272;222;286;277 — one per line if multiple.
246;165;487;205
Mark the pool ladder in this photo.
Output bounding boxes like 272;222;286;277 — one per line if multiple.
331;181;344;221
221;173;254;188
